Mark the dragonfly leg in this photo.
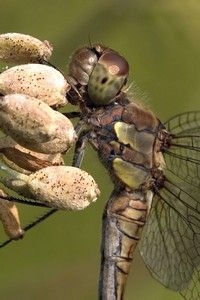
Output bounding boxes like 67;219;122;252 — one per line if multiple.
72;132;89;167
99;189;148;300
63;111;81;119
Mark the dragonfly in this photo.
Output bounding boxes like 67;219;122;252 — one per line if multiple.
0;37;199;299
65;45;200;299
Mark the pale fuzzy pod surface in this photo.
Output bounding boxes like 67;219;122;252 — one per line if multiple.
0;33;53;63
0;136;65;174
1;166;100;210
0;94;77;153
0;64;69;107
0;189;24;240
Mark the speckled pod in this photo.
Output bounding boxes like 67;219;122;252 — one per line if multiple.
0;189;24;240
0;136;64;173
0;33;53;63
0;64;69;107
1;166;100;210
0;94;77;153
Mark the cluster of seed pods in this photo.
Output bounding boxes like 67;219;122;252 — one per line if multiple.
0;33;100;240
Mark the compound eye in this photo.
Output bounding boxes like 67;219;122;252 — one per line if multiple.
99;51;129;77
68;47;98;86
88;49;129;106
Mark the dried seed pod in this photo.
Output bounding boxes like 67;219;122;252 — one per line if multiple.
0;64;69;107
0;33;53;63
0;136;64;173
0;165;100;210
0;94;77;153
0;189;24;240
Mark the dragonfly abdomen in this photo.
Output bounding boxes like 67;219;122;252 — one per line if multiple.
99;189;150;300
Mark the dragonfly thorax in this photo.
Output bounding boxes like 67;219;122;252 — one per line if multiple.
82;99;165;191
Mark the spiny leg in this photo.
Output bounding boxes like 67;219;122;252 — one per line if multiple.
72;131;90;168
63;111;81;119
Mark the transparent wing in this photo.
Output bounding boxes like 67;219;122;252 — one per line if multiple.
164;111;200;188
139;111;200;299
139;182;200;297
164;111;200;134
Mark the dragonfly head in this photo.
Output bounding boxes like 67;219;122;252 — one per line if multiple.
67;44;129;108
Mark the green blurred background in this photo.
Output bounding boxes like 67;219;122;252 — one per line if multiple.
0;0;199;299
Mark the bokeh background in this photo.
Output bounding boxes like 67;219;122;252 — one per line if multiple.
0;0;199;299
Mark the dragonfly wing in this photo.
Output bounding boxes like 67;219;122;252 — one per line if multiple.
164;111;200;188
164;111;200;134
139;182;200;296
139;111;200;299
